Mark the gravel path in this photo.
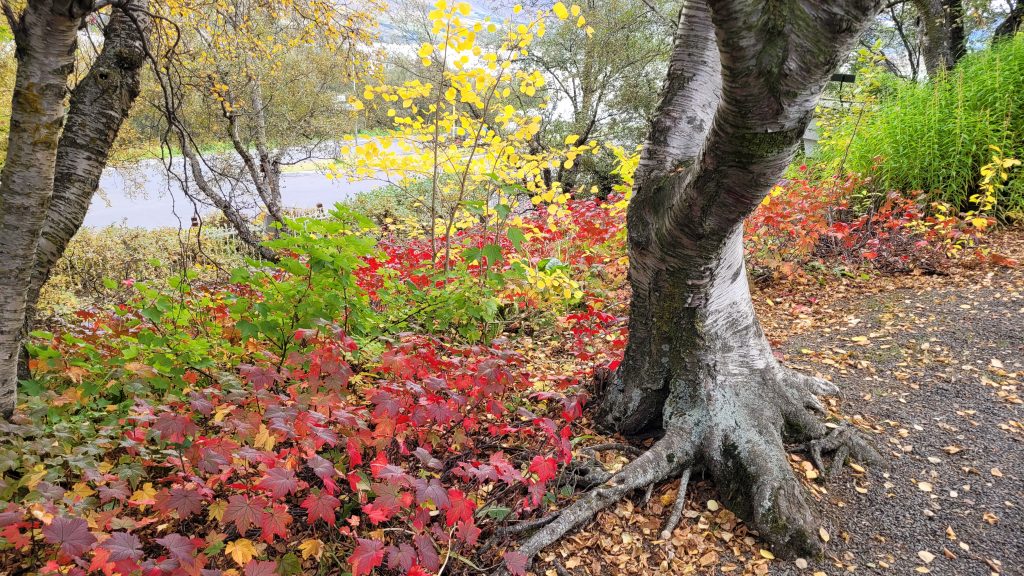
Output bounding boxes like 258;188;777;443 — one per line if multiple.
775;260;1024;575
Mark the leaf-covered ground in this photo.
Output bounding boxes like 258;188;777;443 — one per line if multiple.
534;230;1023;576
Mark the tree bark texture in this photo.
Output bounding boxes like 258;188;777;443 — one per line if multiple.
0;0;94;418
22;1;151;357
913;0;967;75
588;0;884;557
994;1;1023;41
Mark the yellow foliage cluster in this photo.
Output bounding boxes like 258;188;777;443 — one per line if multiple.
332;0;599;259
155;0;381;112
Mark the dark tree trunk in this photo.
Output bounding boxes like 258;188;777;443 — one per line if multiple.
512;0;884;566
914;0;967;75
21;1;151;375
994;1;1023;41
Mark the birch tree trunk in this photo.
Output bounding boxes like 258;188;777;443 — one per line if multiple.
993;1;1023;41
22;1;150;364
0;0;93;418
513;0;885;565
596;0;885;553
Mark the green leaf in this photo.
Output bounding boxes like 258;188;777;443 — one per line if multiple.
480;506;512;520
506;227;525;250
482;244;503;264
462;247;482;263
103;278;117;290
277;552;303;576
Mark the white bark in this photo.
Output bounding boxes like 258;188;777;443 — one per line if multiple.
0;0;93;417
25;1;151;349
594;0;886;558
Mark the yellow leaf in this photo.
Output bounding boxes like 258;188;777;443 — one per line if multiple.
70;482;95;500
254;424;276;450
552;2;568;19
130;482;158;506
299;538;325;561
225;538;258;567
23;464;48;490
759;549;775;560
564;134;579;145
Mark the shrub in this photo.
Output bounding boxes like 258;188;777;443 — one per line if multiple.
816;34;1024;217
38;226;250;317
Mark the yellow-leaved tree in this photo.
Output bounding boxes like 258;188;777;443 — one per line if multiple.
147;0;381;255
333;1;599;274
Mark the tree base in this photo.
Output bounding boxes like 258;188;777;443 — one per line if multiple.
506;366;881;570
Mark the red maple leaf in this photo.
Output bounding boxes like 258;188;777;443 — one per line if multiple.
301;489;340;526
259;504;292;544
361;502;394;525
243;560;278;576
223;494;267;533
445;489;475;527
529;455;558;483
42;516;96;556
100;532;143;561
503;551;528;576
349;538;384;576
155;533;197;561
257;467;300;499
156;487;204;519
153;412;198;443
386;543;416;572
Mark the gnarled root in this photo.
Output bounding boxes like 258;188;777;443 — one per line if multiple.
505;362;881;569
802;424;883;481
660;468;692;540
511;429;694;569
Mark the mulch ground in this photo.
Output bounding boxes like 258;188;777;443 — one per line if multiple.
535;229;1023;576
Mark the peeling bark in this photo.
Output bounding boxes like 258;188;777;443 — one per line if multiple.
0;0;93;418
580;0;885;560
22;1;151;359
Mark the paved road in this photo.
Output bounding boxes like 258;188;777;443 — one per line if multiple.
83;158;384;229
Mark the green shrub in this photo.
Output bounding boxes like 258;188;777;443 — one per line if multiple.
817;34;1024;217
38;226;249;317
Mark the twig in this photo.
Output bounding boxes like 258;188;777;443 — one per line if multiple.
552;559;575;576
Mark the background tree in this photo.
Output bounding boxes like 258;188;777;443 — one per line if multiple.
0;0;150;418
511;0;885;565
144;0;377;255
524;0;674;190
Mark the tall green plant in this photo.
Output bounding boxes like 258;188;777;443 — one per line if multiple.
817;34;1024;217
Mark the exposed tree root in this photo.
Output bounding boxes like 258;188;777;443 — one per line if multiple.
510;429;694;569
505;363;882;570
581;442;644;459
551;559;574;576
660;468;691;540
802;425;882;480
